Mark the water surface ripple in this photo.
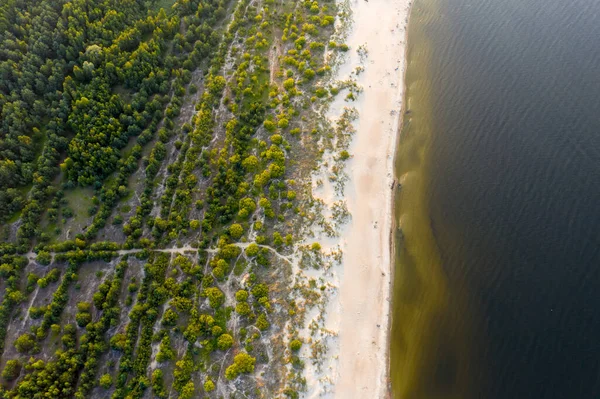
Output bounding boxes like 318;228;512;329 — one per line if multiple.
392;0;600;397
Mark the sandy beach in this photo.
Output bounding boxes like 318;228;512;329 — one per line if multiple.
330;0;412;397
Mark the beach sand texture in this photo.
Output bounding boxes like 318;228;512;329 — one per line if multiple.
330;0;411;397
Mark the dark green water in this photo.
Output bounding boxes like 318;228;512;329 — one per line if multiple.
391;0;600;398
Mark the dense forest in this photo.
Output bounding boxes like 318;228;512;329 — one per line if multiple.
0;0;352;396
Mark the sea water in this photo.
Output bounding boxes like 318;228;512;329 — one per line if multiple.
391;0;600;397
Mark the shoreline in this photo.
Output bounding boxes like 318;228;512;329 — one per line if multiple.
329;0;413;397
387;1;414;396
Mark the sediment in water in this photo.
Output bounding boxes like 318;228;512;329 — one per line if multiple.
389;1;483;398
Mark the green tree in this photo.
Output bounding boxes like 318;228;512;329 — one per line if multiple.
14;333;37;354
252;283;269;299
1;359;21;380
152;369;166;398
236;302;251;316
242;155;259;172
36;251;51;265
205;287;224;308
157;335;175;362
162;308;179;327
238;197;256;219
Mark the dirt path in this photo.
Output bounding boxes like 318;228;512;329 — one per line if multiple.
25;242;295;265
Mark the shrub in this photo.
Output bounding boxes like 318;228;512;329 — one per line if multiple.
238;198;257;219
179;381;195;399
75;312;92;327
225;352;256;380
256;313;270;331
204;379;215;392
245;243;259;257
110;333;127;351
211;326;223;337
251;283;269;299
273;232;283;246
315;88;328;98
99;374;112;389
219;244;241;260
284;388;300;398
235;290;249;302
303;69;315;79
36;251;51;265
29;306;45;319
290;339;302;352
242;156;259;172
162;308;178;327
283;78;295;90
270;134;283;145
229;224;243;239
77;301;91;312
217;333;234;350
278;118;289;129
264;120;276;132
236;302;251;316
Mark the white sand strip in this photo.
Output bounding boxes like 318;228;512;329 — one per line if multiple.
332;0;412;397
